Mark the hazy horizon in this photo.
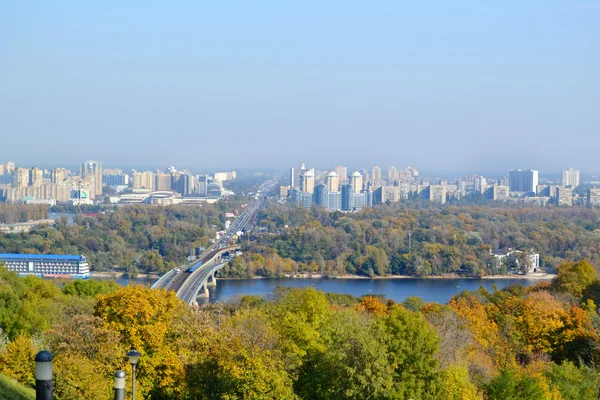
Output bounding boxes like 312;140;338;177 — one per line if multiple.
2;2;598;172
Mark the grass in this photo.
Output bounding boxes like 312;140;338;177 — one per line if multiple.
0;374;35;400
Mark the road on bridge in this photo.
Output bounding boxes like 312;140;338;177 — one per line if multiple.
153;179;275;303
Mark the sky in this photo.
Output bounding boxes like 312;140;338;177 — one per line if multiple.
1;1;599;175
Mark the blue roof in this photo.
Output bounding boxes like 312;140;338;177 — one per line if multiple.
0;254;84;261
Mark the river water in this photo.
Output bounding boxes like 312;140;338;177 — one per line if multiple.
105;276;550;305
195;277;549;305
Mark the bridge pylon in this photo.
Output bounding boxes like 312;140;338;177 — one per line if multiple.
206;271;217;287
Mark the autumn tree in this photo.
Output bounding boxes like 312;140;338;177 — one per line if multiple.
553;261;597;297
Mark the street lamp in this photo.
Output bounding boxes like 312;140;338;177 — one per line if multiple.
113;370;126;400
126;350;141;400
34;350;53;400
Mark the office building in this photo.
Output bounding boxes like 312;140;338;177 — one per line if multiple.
103;173;129;186
588;189;600;208
214;171;237;182
300;169;315;194
561;168;580;188
326;171;340;193
197;175;208;196
81;160;103;197
509;170;538;194
371;166;382;184
335;165;348;182
350;171;363;194
132;171;155;190
155;172;172;191
0;253;90;278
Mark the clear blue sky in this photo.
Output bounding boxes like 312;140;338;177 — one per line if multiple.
1;1;598;174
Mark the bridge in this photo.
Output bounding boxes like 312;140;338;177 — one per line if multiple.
152;179;274;304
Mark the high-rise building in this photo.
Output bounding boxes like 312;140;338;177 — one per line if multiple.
132;171;155;190
81;161;103;197
561;168;580;188
6;162;15;174
556;187;573;207
51;168;67;184
424;185;447;204
350;171;363;194
484;185;510;201
335;165;348;182
387;166;399;183
371;166;382;184
587;188;600;208
300;170;315;194
326;171;339;193
155;172;172;191
509;170;538;194
13;167;29;189
474;176;487;193
290;167;296;188
0;164;4;175
29;167;43;187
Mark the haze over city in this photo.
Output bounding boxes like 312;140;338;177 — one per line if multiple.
2;1;599;173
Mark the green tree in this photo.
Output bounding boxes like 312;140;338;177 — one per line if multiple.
378;306;441;399
486;369;546;400
295;309;393;399
547;361;600;400
553;261;597;297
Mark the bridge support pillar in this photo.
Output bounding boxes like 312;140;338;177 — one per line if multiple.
206;272;217;287
197;282;210;298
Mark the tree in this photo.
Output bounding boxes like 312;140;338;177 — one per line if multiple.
439;365;482;400
553;261;597;297
0;335;37;387
190;310;296;400
94;286;186;398
295;309;393;400
546;361;600;400
378;305;441;399
486;369;547;400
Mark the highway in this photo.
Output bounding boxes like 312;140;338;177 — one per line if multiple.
153;179;275;303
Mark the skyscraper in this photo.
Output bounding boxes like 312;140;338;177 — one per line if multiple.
326;171;339;192
29;167;43;187
81;160;103;196
132;171;155;190
387;166;399;183
335;165;348;182
300;169;315;194
155;172;172;190
350;171;363;194
509;170;538;194
51;168;67;184
371;166;382;184
561;168;580;188
13;167;29;189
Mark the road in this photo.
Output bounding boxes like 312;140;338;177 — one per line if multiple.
153;179;275;302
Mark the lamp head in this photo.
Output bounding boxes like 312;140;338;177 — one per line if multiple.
126;350;141;365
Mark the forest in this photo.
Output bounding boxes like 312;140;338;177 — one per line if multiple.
1;260;600;399
219;202;600;278
0;201;244;273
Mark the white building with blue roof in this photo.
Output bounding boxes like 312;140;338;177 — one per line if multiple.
0;254;90;278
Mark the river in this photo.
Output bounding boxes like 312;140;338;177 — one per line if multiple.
107;276;550;305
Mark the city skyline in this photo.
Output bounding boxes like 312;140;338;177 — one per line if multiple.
2;2;599;171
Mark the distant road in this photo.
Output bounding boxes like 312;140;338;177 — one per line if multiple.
152;179;275;303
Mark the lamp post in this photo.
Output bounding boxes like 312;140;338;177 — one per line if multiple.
34;350;53;400
126;350;141;400
113;370;126;400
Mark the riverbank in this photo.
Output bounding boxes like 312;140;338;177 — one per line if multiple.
219;272;557;280
90;271;161;279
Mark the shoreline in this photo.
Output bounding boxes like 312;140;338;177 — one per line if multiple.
217;272;556;281
90;271;160;279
